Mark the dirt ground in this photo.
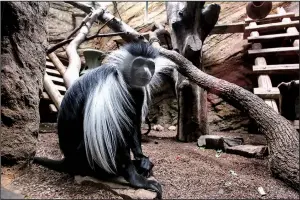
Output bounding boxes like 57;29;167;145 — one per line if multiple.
2;129;299;199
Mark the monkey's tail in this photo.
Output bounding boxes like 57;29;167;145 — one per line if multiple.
33;157;67;173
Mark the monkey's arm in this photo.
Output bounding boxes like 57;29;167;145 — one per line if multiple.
128;119;154;177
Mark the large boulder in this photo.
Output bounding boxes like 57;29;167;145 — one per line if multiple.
1;2;49;165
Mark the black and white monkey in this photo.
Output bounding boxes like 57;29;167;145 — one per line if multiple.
33;42;176;197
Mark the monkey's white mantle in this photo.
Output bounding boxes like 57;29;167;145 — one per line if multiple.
74;175;158;199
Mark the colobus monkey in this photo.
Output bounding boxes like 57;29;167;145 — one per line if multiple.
34;42;163;197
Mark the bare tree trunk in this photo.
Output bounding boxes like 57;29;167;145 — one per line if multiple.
166;2;220;141
158;47;299;191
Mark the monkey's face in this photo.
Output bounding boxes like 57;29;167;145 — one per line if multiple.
130;57;155;87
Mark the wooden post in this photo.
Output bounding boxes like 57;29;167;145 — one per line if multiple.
166;2;220;141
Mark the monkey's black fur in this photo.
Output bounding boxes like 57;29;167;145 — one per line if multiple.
34;42;162;197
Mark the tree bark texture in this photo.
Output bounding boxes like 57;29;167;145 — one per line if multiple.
166;2;220;141
1;2;49;165
158;47;299;191
66;2;147;43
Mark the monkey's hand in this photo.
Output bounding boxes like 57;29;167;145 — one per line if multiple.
133;156;154;178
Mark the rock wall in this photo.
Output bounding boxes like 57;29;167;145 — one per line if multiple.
1;2;49;165
45;2;298;133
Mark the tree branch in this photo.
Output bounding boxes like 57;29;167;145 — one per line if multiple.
46;32;125;54
64;7;104;88
65;1;146;43
156;46;299;190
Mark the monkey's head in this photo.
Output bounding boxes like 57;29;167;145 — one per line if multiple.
106;42;159;88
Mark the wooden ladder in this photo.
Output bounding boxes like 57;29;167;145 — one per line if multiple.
42;54;67;114
244;7;299;130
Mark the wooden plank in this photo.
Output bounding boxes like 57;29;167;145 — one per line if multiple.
248;46;299;55
247;32;299;43
245;20;299;32
253;64;299;74
46;68;61;76
48;75;64;84
253;87;280;99
245;12;296;23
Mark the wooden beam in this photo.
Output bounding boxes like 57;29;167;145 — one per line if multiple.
248;32;299;43
209;22;245;34
245;12;296;23
253;64;299;74
248;46;299;56
253;87;281;99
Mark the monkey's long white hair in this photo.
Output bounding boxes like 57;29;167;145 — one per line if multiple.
142;56;177;121
83;69;134;174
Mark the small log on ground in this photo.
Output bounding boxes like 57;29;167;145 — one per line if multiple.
225;145;268;158
197;135;244;150
74;175;158;199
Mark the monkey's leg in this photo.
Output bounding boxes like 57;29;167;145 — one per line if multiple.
119;148;162;198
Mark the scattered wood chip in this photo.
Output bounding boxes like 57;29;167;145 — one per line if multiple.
258;186;266;196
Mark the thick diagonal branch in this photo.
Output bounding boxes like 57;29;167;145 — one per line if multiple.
158;47;299;191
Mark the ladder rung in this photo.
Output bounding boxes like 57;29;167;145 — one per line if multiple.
248;32;299;43
245;12;296;23
253;64;299;74
46;68;61;76
245;20;299;33
254;87;280;99
46;61;55;68
248;46;299;56
55;85;67;92
48;75;64;84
